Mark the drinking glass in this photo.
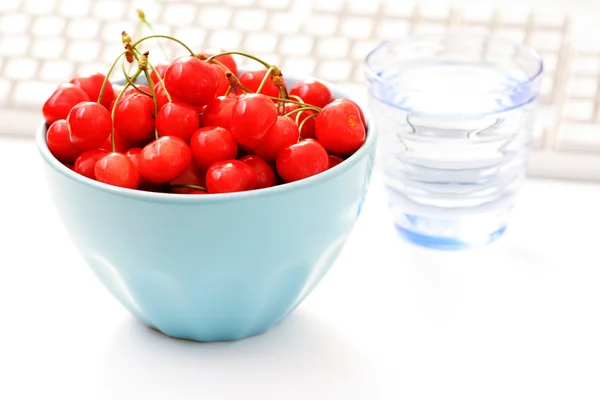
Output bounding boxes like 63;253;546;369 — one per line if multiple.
364;34;543;250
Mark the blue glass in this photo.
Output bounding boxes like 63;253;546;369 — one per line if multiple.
365;34;543;250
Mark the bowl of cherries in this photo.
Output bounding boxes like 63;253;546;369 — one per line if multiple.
37;29;376;342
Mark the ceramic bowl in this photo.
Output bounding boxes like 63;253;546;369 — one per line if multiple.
36;75;377;342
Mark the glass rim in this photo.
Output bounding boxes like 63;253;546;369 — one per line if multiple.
364;33;544;95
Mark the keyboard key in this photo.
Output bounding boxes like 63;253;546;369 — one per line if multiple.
66;41;102;62
233;9;268;31
376;19;410;40
571;55;600;76
66;18;101;39
24;0;57;15
244;32;278;54
530;31;562;52
317;37;350;58
348;0;379;15
13;81;59;107
269;12;302;34
557;123;600;152
3;58;39;80
259;0;291;9
0;78;12;106
163;3;198;26
31;38;65;59
39;60;75;82
92;0;126;20
0;13;31;35
280;57;316;77
563;100;594;122
31;16;65;36
102;21;136;42
313;0;344;12
340;17;373;39
0;0;19;13
303;14;338;36
173;27;207;50
0;37;30;57
352;39;380;60
316;59;352;82
280;35;314;56
382;1;414;17
198;7;232;29
414;22;447;35
567;77;597;99
58;0;91;18
207;30;242;50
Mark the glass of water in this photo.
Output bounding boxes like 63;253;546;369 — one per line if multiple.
365;34;543;250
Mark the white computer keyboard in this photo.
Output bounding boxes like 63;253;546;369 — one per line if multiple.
1;0;600;181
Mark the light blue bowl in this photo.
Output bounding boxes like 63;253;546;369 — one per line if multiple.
36;77;377;342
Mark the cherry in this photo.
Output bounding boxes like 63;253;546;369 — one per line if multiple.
125;147;155;190
70;72;114;109
202;95;236;130
154;82;169;110
156;102;199;142
231;93;277;148
94;152;140;189
253;115;299;162
98;131;134;153
190;126;238;172
342;99;366;126
113;93;156;143
315;99;366;156
240;155;276;189
201;48;238;76
212;64;230;97
205;160;257;193
73;149;109;180
190;190;208;195
283;103;316;138
67;101;112;151
289;79;333;108
164;56;219;106
170;162;206;194
276;139;328;183
46;120;82;163
149;62;169;84
42;83;89;125
239;69;283;97
139;136;192;184
328;154;344;169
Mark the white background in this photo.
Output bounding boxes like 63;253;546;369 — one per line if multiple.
2;0;600;399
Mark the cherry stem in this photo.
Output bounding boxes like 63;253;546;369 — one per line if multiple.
97;51;126;104
110;70;141;152
267;96;321;112
170;184;208;192
224;85;233;96
133;47;172;102
140;54;160;140
205;51;273;70
226;72;251;93
131;35;194;56
256;65;275;94
205;58;233;75
136;9;169;61
297;112;318;136
121;56;152;97
284;106;315;118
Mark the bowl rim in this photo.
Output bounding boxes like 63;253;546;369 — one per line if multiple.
36;74;377;204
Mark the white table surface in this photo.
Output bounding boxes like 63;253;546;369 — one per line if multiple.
1;135;600;399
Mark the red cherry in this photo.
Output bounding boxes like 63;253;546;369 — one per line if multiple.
73;149;109;180
149;62;169;84
156;102;200;142
231;93;277;148
201;48;238;76
289;79;333;108
205;160;257;193
283;103;316;139
42;83;89;125
340;99;366;126
240;155;276;189
239;69;284;97
46;120;82;163
202;95;236;130
253;115;299;162
170;162;206;194
94;152;140;189
276;139;328;183
70;72;114;109
67;101;112;151
212;64;230;97
328;154;344;169
154;82;169;110
315;99;366;156
139;136;192;184
125;147;155;189
98;131;134;153
190;126;238;172
113;93;156;143
190;190;208;195
164;56;219;106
